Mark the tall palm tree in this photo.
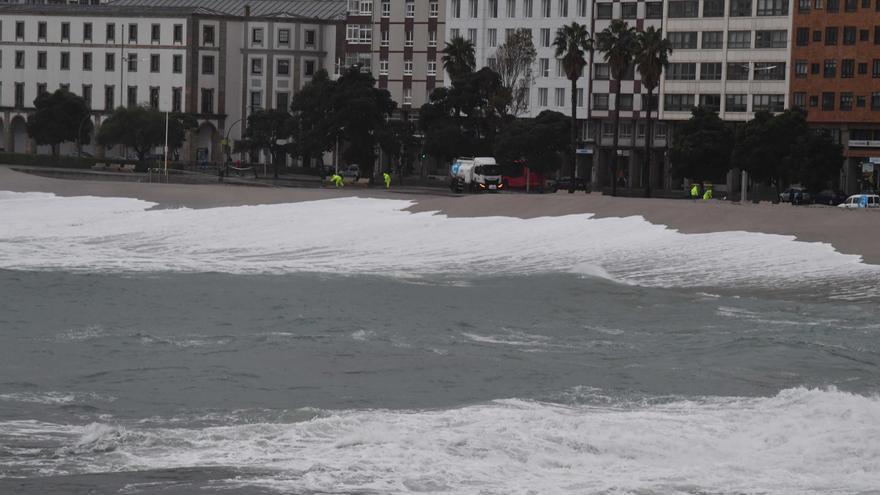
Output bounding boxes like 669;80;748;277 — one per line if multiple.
634;26;672;198
553;22;593;190
597;19;638;196
441;36;476;82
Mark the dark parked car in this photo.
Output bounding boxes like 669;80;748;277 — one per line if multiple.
553;176;589;193
813;189;847;206
779;187;811;204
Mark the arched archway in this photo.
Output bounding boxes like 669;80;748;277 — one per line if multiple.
10;116;28;154
196;122;218;164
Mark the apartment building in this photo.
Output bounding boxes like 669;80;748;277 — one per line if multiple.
0;0;345;163
344;0;445;115
790;0;880;192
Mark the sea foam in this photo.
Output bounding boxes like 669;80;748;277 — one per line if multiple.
0;192;877;296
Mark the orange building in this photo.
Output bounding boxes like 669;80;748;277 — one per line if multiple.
790;0;880;192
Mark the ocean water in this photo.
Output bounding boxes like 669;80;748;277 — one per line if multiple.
1;192;879;494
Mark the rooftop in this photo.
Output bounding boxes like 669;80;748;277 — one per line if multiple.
0;0;346;19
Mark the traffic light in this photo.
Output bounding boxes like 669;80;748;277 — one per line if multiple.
419;151;427;160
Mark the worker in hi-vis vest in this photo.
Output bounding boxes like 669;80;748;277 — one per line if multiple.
690;183;699;201
331;173;344;188
383;172;392;189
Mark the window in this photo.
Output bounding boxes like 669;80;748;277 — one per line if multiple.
537;88;549;106
559;0;570;15
524;0;534;15
825;27;838;45
104;85;114;111
173;24;183;43
578;0;589;15
577;88;584;107
756;0;789;14
618;94;633;110
843;26;856;45
14;50;24;69
129;24;138;42
61;22;70;41
83;52;92;71
876;26;880;44
861;29;869;42
428;60;437;76
429;30;437;47
754;62;785;80
149;87;159;109
700;94;721;111
702;31;723;48
380;30;389;46
727;62;750;80
404;59;413;75
304;60;316;77
594;64;610;79
646;1;664;17
602;122;614;137
811;62;820;74
725;94;747;112
668;0;699;16
403;88;412;105
799;0;811;10
407;30;415;46
37;51;47;70
840;92;853;110
252;28;264;45
127;86;138;107
450;28;460;39
37;84;47;98
14;83;24;108
540;28;550;47
105;53;115;71
276;92;289;111
593;93;609;110
873;59;880;77
150;54;160;73
490;0;499;17
430;0;439;16
540;58;550;77
621;2;637;17
555;88;565;106
487;29;497;47
468;0;477;17
793;92;806;107
542;0;552;16
669;32;698;49
201;88;213;114
620;123;633;138
251;58;263;75
84;23;93;42
703;0;725;15
250;91;263;110
597;3;613;18
837;59;854;78
38;22;47;40
845;0;857;9
305;30;316;47
730;0;752;15
556;60;565;77
406;0;415;16
360;0;373;14
810;95;818;107
128;52;138;72
277;59;290;76
348;0;360;13
824;59;837;77
452;0;461;17
664;94;695;111
813;30;822;42
15;21;24;40
796;27;809;46
347;24;372;44
151;24;160;43
728;30;751;49
795;60;808;78
756;30;787;48
822;92;835;110
668;62;697;80
873;92;880;110
378;59;389;75
753;94;785;112
700;62;722;80
859;62;868;74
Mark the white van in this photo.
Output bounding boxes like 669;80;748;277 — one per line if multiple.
838;194;880;208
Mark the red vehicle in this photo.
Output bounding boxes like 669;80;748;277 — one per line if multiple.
502;165;549;192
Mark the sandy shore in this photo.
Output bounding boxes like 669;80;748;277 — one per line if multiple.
3;165;879;264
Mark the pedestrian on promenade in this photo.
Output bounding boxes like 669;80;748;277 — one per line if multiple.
383;171;392;189
331;173;344;188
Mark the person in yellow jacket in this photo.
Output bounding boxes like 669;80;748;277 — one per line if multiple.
383;171;392;189
331;173;344;188
690;183;699;201
703;186;713;201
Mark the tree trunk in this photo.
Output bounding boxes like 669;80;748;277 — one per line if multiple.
570;76;578;191
610;85;622;196
643;87;654;198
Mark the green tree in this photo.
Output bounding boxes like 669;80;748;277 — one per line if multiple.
96;106;194;161
26;88;91;157
290;69;336;169
240;109;295;179
378;117;419;184
553;22;593;188
634;26;672;197
495;28;537;116
669;106;734;185
441;36;476;81
791;129;843;191
494;110;570;175
597;19;638;196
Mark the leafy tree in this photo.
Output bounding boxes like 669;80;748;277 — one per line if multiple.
26;88;91;157
96;106;195;161
791;129;843;191
378;117;420;184
290;69;336;169
495;28;537;116
634;26;672;197
331;66;396;177
553;22;593;187
597;19;638;196
669;106;734;185
494;110;570;175
441;36;476;81
239;109;295;179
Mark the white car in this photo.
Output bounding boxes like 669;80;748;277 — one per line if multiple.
341;164;360;180
838;194;880;208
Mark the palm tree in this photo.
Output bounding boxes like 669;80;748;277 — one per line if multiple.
597;19;638;196
553;22;593;190
441;36;476;82
634;26;672;198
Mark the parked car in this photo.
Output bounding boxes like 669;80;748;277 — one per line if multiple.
341;164;360;180
779;187;811;203
813;189;847;206
838;194;880;208
553;176;589;193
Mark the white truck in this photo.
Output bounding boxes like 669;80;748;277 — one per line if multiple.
449;157;504;193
